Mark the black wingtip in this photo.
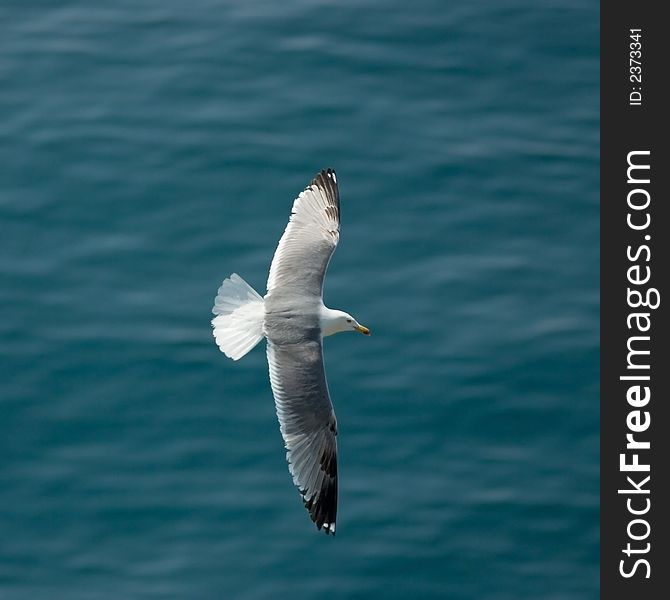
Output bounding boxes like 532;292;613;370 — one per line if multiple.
309;169;340;223
302;467;338;536
311;168;338;190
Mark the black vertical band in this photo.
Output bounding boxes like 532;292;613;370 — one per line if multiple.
601;3;670;597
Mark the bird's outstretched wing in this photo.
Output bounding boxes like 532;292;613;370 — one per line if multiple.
266;169;340;299
267;339;338;535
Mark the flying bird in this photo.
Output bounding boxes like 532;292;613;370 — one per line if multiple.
211;169;369;535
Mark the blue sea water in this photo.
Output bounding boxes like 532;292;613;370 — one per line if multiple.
1;1;598;598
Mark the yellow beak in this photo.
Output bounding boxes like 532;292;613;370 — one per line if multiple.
355;324;370;335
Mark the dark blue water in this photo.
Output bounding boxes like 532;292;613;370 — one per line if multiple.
1;1;598;598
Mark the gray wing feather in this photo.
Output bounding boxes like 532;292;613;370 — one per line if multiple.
266;338;338;535
266;169;340;300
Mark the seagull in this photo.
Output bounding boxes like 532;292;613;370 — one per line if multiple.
211;169;369;535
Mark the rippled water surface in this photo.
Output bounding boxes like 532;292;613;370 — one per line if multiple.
1;1;598;598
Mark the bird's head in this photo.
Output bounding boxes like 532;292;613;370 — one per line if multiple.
344;312;370;336
322;309;370;337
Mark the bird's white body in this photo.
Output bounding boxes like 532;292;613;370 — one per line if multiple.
212;278;365;361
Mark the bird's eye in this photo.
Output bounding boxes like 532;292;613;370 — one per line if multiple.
346;319;352;323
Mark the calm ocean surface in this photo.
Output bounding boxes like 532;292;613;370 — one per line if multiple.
1;1;598;598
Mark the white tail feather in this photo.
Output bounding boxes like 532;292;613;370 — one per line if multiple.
211;273;265;360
